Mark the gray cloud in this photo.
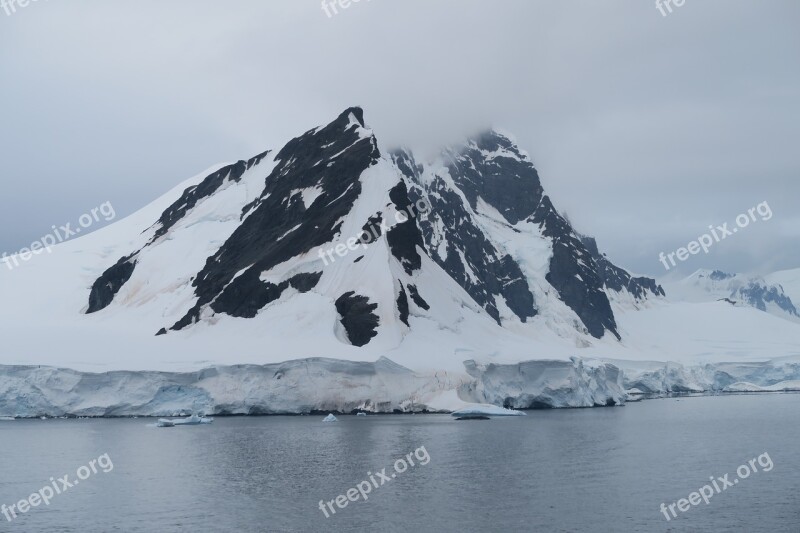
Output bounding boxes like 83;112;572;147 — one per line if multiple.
1;0;798;278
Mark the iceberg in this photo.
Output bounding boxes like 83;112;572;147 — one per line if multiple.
322;413;338;422
172;414;213;425
450;405;525;417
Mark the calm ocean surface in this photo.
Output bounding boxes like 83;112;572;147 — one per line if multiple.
1;394;798;532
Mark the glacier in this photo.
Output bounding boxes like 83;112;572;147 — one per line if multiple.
3;355;800;418
459;357;627;408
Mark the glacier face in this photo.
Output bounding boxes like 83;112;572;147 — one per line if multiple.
609;357;800;395
3;355;800;418
0;357;625;417
460;358;627;408
0;358;463;418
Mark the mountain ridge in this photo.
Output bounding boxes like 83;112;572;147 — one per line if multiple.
86;107;663;346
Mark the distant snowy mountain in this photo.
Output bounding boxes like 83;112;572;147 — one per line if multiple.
2;107;799;416
765;268;800;306
666;269;799;322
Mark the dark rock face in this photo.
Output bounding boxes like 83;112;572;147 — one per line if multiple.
397;283;410;326
171;108;379;331
393;149;537;325
446;131;544;225
392;129;663;339
335;292;380;347
445;131;661;338
436;131;624;338
149;152;269;244
710;270;734;281
361;214;383;243
386;181;425;275
531;195;619;339
736;282;798;316
580;236;666;299
407;284;430;311
210;272;322;319
398;131;620;337
86;253;138;313
289;272;324;293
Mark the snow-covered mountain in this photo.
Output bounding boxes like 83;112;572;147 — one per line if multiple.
2;107;799;416
666;269;799;323
766;268;800;305
4;106;677;370
85;110;663;347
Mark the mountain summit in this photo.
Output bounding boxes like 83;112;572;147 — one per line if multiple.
85;107;663;351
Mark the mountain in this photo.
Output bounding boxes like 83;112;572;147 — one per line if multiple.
765;268;800;306
78;107;666;358
666;269;799;322
2;107;799;416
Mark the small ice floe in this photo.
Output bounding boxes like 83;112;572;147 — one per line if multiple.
157;413;213;427
322;414;338;422
173;414;213;425
0;416;16;421
450;404;526;420
625;388;646;402
356;412;367;417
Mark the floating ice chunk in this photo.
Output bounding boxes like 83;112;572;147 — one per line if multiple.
157;414;213;427
450;404;526;417
172;414;213;425
323;413;338;422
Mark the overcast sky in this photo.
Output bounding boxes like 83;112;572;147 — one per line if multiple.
1;0;798;278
